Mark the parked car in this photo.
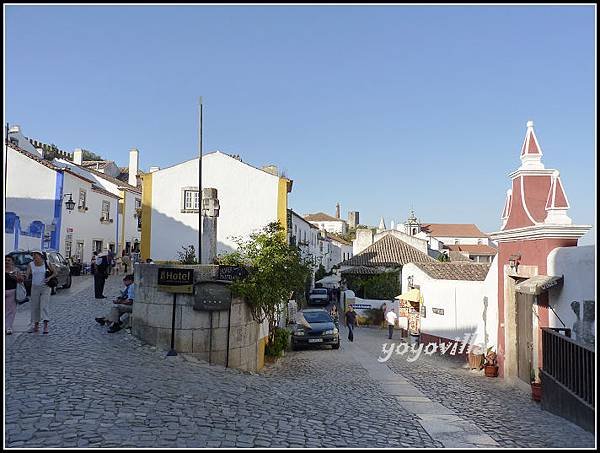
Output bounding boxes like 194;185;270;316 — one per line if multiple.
291;308;340;350
8;250;72;296
307;288;329;306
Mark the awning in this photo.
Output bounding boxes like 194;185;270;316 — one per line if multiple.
395;288;421;302
316;275;341;285
515;275;564;296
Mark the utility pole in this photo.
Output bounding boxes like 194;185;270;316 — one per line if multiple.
198;97;203;263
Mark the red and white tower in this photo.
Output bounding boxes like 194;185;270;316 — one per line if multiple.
490;121;591;381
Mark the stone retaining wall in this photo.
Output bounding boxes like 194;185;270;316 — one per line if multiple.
132;264;266;372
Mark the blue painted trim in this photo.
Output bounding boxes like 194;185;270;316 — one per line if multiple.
51;172;64;250
14;218;20;250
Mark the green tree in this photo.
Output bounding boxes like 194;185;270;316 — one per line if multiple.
82;149;103;161
436;252;450;262
218;222;312;345
314;264;327;282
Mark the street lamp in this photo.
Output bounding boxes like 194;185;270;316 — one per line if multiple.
63;193;76;212
509;254;521;271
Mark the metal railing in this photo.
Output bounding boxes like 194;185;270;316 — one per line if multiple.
542;327;595;407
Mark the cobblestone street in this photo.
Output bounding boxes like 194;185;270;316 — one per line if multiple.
4;277;595;448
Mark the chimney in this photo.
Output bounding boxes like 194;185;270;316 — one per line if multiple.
336;203;340;219
261;165;278;176
129;148;139;186
8;125;21;134
73;148;83;165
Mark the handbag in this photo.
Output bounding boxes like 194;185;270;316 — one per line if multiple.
44;261;59;288
16;282;28;303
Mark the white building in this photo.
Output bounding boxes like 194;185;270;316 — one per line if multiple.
547;245;595;348
54;147;142;256
5;141;119;262
141;151;292;261
400;258;498;351
304;212;348;235
326;233;353;269
384;210;498;263
288;209;322;273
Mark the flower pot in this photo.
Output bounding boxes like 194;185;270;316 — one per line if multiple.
468;352;484;370
484;365;498;377
531;382;542;402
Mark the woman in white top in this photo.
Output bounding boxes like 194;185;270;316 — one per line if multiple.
26;251;58;334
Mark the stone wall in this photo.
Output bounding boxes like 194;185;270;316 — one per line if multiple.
132;264;266;372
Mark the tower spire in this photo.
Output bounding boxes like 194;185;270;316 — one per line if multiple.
519;120;544;170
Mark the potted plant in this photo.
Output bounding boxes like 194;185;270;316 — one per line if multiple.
468;344;485;370
484;347;499;377
531;368;542;402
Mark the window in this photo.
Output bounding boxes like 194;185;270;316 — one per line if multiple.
135;198;141;210
76;242;84;262
454;239;460;245
101;201;111;221
182;189;200;211
65;240;72;258
109;243;115;253
78;189;87;210
93;240;103;253
477;239;483;245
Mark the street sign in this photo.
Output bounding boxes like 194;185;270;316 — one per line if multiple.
194;281;232;311
157;268;194;294
218;265;249;281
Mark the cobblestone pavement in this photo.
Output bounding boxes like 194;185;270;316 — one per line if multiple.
349;326;596;448
5;278;439;448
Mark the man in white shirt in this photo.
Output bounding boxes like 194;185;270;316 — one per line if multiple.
386;309;398;340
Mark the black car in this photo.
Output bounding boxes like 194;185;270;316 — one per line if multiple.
8;250;72;296
291;308;340;350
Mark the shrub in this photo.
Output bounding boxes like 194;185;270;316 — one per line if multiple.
265;327;290;357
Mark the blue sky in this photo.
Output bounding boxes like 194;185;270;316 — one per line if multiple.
5;5;596;244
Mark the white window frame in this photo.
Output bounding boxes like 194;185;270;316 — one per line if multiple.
78;189;87;211
101;200;111;222
181;187;200;213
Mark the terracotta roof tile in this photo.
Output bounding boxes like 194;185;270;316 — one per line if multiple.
412;262;491;281
448;251;474;262
444;244;498;255
340;234;434;268
305;212;345;222
420;223;489;238
327;233;352;246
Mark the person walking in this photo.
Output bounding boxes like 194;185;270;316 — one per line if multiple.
386;308;398;340
329;304;339;329
345;305;359;342
121;251;130;275
5;255;24;335
26;251;58;334
381;302;388;329
94;252;110;299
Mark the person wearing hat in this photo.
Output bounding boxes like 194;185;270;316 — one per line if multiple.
94;251;110;299
25;251;58;334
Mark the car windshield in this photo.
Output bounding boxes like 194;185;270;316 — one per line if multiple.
301;312;332;324
311;289;327;294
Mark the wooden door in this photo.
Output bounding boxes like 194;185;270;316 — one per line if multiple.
516;292;534;384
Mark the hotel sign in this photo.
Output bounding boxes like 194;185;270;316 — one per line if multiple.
157;268;194;294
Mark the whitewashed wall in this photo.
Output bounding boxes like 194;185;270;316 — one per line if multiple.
5;147;57;252
309;220;347;234
547;245;595;347
59;173;119;261
150;153;281;261
55;158;142;254
401;259;498;350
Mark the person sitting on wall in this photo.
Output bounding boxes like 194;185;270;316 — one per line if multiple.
94;274;134;333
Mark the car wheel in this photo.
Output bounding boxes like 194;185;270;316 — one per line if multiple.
63;274;72;289
332;341;340;350
292;341;299;351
